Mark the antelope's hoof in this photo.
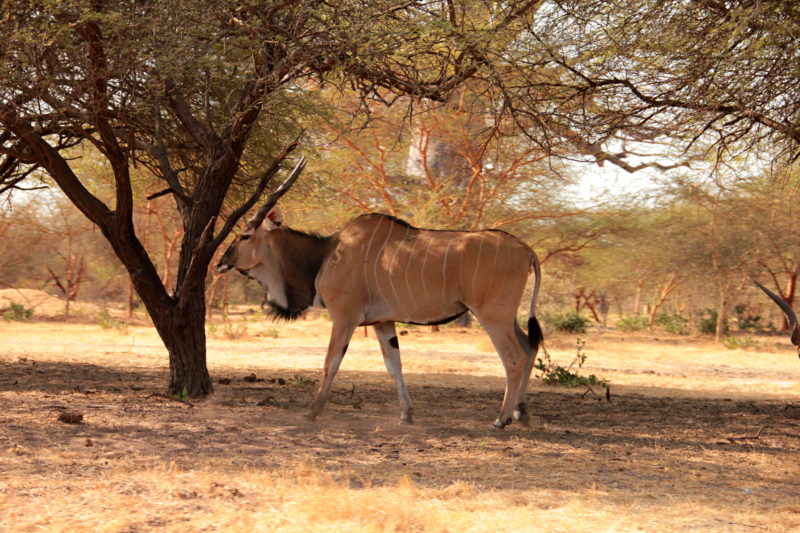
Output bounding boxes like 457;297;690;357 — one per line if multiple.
493;417;511;429
513;405;530;426
303;411;318;421
400;416;414;425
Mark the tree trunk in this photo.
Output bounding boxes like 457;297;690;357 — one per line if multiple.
102;221;214;397
633;279;643;315
715;287;728;342
146;284;212;397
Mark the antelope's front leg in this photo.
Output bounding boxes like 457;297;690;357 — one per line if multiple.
374;321;414;424
306;321;358;421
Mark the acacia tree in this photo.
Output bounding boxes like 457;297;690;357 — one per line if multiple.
503;0;800;170
738;172;800;332
0;0;546;396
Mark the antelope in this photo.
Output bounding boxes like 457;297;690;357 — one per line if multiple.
217;157;543;428
754;280;800;356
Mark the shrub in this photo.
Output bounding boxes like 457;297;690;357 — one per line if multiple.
698;308;727;335
722;336;760;350
97;309;129;334
534;338;608;388
654;313;689;335
544;311;589;334
733;305;764;331
3;302;33;322
615;314;648;332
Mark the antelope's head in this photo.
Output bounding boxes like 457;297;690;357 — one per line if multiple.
216;158;306;311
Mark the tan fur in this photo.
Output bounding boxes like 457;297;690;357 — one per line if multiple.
318;214;531;327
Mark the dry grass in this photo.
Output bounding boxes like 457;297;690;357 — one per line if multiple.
2;313;800;532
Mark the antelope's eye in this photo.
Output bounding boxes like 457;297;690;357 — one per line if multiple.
240;234;251;241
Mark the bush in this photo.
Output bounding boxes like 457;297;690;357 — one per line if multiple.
654;313;689;335
544;311;589;334
698;308;727;335
615;314;648;332
97;309;129;334
722;336;759;350
534;338;608;388
733;305;764;331
2;302;33;322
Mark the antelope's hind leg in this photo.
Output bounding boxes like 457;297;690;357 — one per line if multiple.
474;313;528;428
512;321;536;425
306;320;358;421
374;322;414;424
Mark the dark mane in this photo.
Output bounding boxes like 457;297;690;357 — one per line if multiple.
357;213;512;235
356;212;415;228
267;226;331;321
265;299;307;322
282;226;327;240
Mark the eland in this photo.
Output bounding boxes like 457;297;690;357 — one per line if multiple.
217;157;543;427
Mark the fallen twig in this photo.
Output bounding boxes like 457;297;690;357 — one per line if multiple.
727;426;764;443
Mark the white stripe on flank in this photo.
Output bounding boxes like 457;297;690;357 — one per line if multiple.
441;236;456;302
403;233;420;312
486;234;501;299
471;236;484;298
458;235;465;290
373;220;395;305
419;237;434;299
387;225;410;303
362;217;383;302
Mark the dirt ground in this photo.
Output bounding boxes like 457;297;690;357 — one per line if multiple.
1;313;800;532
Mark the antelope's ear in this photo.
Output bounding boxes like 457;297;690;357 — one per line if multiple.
263;207;283;229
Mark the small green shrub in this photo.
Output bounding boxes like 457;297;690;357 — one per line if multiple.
222;321;248;339
544;311;589;334
722;336;760;350
654;313;689;335
2;302;33;322
172;386;190;402
97;309;129;334
291;374;314;388
534;338;608;388
615;314;648;332
698;308;727;335
733;305;764;331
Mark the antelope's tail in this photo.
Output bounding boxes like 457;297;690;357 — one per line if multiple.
528;251;543;351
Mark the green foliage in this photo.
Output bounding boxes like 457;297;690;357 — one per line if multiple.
654;313;689;335
733;305;764;332
291;374;314;389
172;386;190;403
2;302;33;321
722;336;760;351
534;338;608;388
544;311;589;334
615;314;648;332
698;309;727;335
223;321;248;340
97;309;128;334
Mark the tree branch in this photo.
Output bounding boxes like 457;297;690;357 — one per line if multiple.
210;137;300;250
165;78;216;149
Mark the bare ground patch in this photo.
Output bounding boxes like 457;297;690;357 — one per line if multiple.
1;318;800;532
